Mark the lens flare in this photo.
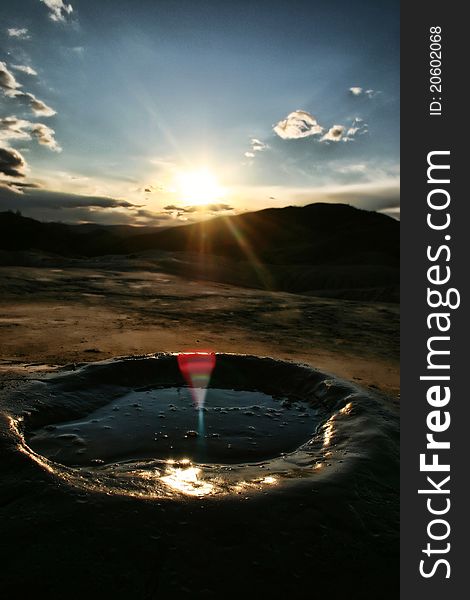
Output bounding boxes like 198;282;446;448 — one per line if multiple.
177;351;216;409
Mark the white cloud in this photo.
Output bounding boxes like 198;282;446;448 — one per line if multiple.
1;63;56;117
40;0;74;22
342;118;368;142
251;138;267;152
7;27;30;39
273;110;323;140
11;64;38;76
349;86;363;96
321;125;345;143
349;86;380;99
29;123;61;151
336;163;367;174
0;61;22;95
0;116;61;151
244;137;268;159
0;117;31;143
13;91;56;117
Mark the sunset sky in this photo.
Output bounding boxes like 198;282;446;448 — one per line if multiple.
0;0;399;225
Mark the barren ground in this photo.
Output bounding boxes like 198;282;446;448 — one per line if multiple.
0;264;399;398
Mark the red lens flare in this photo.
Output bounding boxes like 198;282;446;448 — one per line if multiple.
177;351;216;409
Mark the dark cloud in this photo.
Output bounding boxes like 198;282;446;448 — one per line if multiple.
0;180;39;191
135;209;172;220
0;187;169;225
207;203;233;212
36;191;138;210
0;146;27;178
163;204;198;213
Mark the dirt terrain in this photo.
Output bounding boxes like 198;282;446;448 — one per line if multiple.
0;262;400;599
0;264;399;397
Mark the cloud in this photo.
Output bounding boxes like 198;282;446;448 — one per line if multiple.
349;87;363;96
13;91;56;117
343;117;368;141
321;125;345;143
0;62;21;95
251;138;267;152
163;203;233;219
349;86;380;98
0;117;61;151
0;187;140;209
273;110;323;140
1;63;55;117
29;123;61;151
0;188;170;225
206;203;233;212
163;204;198;214
336;163;367;175
7;28;30;39
0;146;27;178
244;137;268;159
40;0;74;22
0;117;30;143
0;180;39;193
11;64;38;76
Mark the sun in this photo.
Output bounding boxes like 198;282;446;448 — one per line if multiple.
175;169;225;206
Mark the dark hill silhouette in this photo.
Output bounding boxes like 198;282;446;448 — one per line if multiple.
122;203;398;267
0;203;399;300
0;211;161;256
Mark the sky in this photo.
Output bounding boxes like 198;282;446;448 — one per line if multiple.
0;0;399;225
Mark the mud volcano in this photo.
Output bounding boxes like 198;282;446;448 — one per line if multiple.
4;353;398;500
0;353;399;598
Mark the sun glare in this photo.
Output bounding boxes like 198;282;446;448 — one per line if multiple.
175;169;225;206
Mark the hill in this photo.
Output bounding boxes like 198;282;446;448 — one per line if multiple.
0;203;399;300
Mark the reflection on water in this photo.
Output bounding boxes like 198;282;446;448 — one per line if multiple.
158;461;278;497
15;390;361;501
27;387;320;467
161;464;215;497
18;398;352;499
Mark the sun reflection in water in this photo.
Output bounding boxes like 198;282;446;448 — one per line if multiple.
262;476;277;485
160;463;214;497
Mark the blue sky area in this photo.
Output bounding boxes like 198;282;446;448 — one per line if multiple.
0;0;399;224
